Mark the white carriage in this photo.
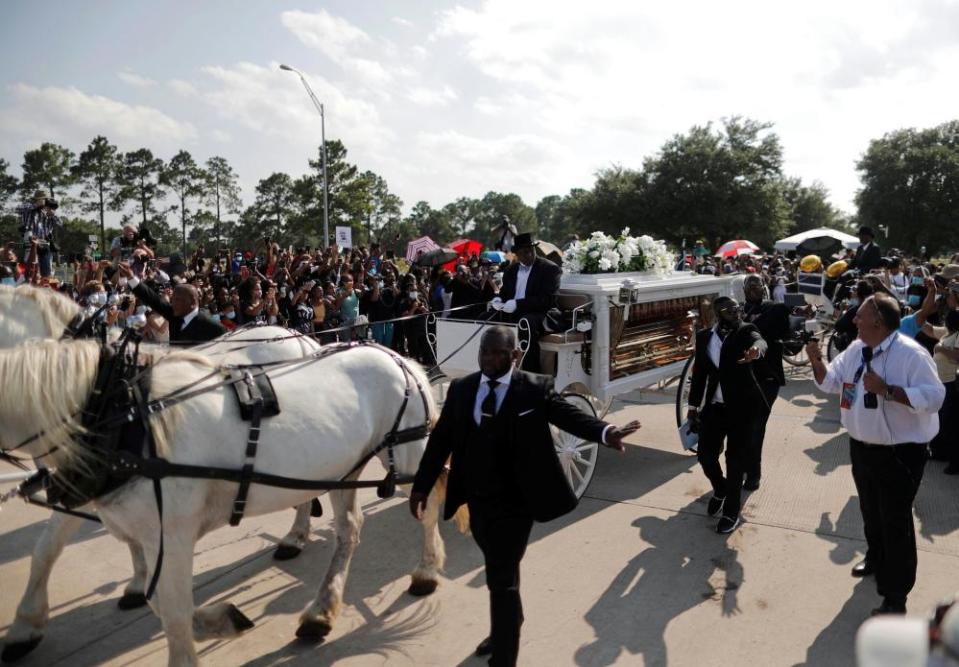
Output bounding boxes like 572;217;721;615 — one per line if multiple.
429;270;735;498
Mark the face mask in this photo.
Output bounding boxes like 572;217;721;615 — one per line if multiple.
211;314;221;323
1;277;14;286
848;298;860;307
89;292;106;306
409;291;418;300
224;311;236;320
911;276;924;286
908;295;921;307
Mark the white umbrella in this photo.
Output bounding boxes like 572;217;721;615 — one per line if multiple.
774;228;860;252
405;236;440;262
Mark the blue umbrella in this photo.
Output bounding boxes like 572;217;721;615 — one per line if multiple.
482;250;506;263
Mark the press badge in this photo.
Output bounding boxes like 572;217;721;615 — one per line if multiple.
840;382;857;409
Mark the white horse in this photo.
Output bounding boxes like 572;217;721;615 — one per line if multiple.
0;286;457;663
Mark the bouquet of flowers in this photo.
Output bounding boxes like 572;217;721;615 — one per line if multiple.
563;228;673;275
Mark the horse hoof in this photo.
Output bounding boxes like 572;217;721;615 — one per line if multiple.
295;619;332;642
407;578;438;597
227;604;255;632
117;592;148;610
2;637;42;663
273;544;302;561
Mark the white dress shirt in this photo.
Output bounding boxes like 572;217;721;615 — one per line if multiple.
472;367;613;443
815;331;945;444
707;327;725;404
515;263;533;300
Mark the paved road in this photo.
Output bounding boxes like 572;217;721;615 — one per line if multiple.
2;367;957;666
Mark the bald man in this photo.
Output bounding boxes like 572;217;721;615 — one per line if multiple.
118;262;225;344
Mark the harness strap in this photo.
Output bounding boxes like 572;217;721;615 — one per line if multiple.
229;373;263;526
130;379;164;603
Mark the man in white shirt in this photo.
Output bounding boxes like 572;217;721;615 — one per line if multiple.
806;293;945;616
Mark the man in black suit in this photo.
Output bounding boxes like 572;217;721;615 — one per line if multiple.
410;326;640;667
686;296;777;534
493;232;562;372
117;261;226;344
741;274;792;490
851;226;882;273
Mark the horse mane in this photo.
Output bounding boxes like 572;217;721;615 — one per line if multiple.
0;284;81;337
0;339;101;475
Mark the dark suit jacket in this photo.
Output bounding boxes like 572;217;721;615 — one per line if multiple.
133;281;226;344
743;300;790;386
412;370;608;522
499;257;561;315
851;243;882;273
687;322;776;415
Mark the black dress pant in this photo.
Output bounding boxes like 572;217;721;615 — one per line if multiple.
749;384;780;480
849;439;927;604
697;402;763;519
930;380;957;462
468;498;534;667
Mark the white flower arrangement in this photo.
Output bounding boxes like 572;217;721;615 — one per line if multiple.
563;228;674;275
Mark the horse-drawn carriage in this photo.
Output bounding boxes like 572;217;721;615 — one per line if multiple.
428;270;737;498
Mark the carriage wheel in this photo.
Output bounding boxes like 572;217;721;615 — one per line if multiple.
826;332;841;362
675;353;695;428
554;392;600;499
783;342;810;367
563;381;612;418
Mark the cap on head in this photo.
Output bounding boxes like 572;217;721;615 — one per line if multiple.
512;233;539;249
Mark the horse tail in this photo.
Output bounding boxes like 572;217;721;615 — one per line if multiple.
432;462;470;536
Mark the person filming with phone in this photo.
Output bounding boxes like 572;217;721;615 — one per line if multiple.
805;293;945;616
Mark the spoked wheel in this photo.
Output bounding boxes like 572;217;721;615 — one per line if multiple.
783;342;810;367
563;381;612;418
675;354;695;427
826;332;842;362
554;392;600;499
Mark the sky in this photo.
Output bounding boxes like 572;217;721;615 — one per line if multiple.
2;0;959;226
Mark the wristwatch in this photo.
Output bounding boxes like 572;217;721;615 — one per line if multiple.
883;385;897;401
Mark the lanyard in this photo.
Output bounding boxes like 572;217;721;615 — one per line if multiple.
853;333;898;383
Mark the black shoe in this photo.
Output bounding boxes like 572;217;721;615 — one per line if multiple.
475;636;492;656
743;476;761;492
944;464;959;475
851;559;875;578
707;495;726;517
717;515;741;534
870;598;906;616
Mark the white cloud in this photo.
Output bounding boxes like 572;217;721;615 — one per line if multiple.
280;9;393;85
392;16;413;28
168;79;199;97
117;70;156;88
0;83;196;154
407;85;458;107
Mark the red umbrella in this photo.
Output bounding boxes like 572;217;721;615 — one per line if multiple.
714;240;760;258
406;236;440;262
443;238;483;271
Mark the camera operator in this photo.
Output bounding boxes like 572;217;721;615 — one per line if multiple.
110;224;151;265
17;190;62;278
806;293;945;616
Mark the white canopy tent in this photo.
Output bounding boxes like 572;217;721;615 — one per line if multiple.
774;228;860;252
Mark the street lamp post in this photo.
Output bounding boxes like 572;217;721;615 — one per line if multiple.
279;64;329;248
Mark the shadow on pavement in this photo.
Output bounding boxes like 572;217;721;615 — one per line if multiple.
791;579;874;667
573;498;743;667
0;516;105;567
815;496;866;564
803;433;850;477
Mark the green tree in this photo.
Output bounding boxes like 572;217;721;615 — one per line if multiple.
358;170;403;244
472;191;538;246
781;177;842;234
304;140;371;242
204;156;242;247
0;158;18;208
58;217;101;259
442;197;480;238
252;172;296;242
404;201;455;246
638;117;790;249
535;190;590;244
72;136;122;249
117;149;167;232
160;150;207;256
20;142;75;201
856;120;959;254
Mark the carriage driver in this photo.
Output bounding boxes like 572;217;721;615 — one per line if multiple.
489;233;562;373
410;326;640;666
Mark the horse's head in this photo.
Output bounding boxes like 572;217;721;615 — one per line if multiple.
377;356;439;480
0;285;81;348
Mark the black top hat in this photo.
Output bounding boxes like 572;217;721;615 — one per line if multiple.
858;226;875;238
513;232;539;249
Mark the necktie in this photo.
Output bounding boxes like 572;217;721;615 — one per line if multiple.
481;379;499;426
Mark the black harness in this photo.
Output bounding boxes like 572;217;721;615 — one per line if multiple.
4;333;432;601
